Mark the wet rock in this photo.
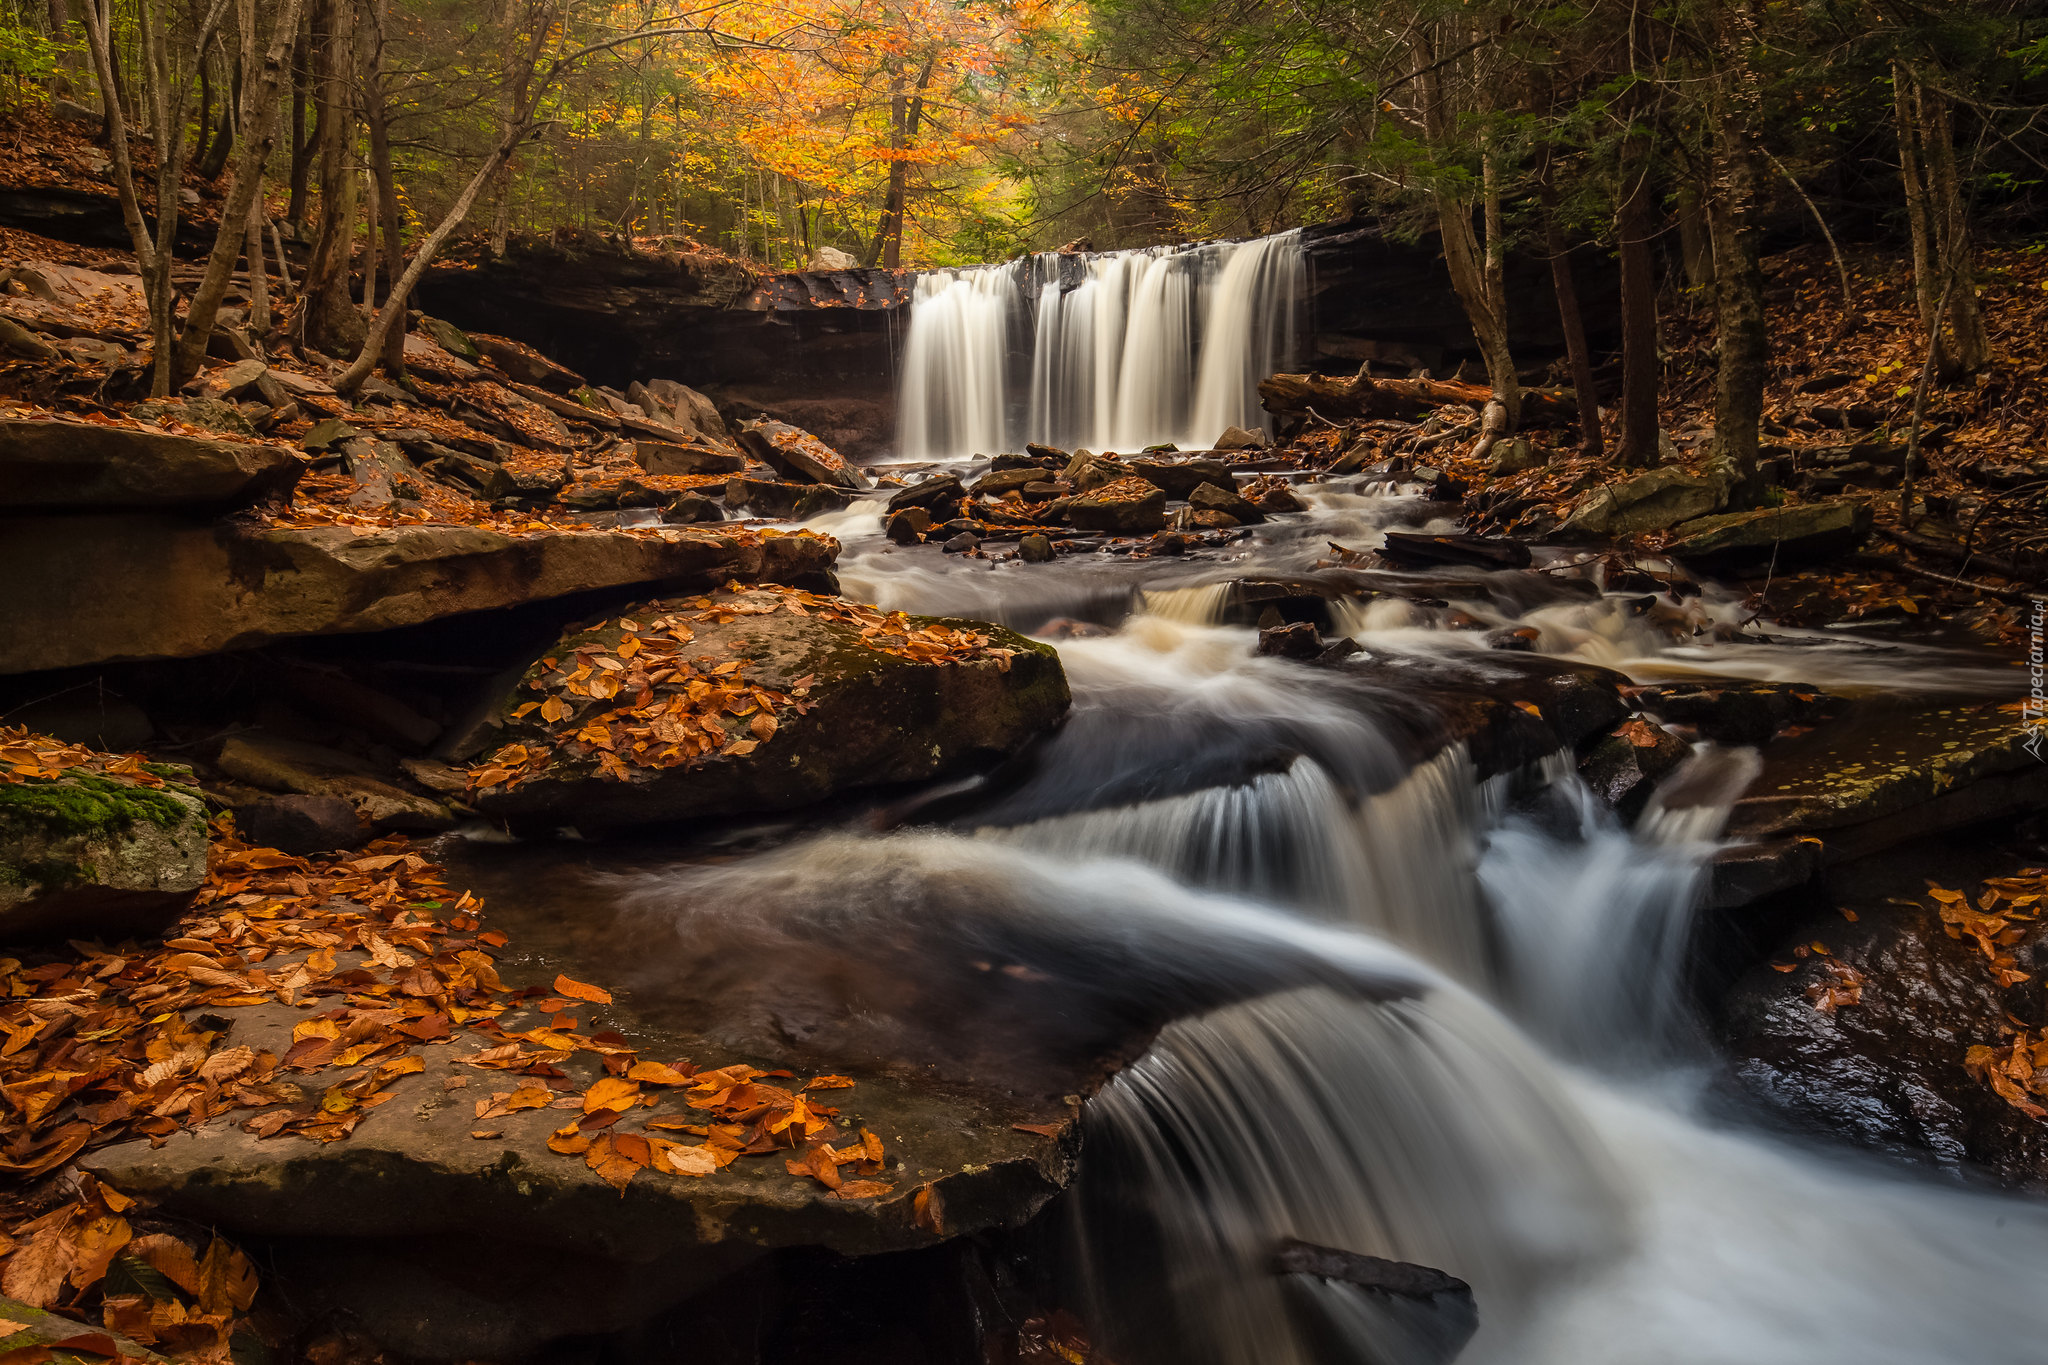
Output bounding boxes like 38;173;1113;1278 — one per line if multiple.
1213;425;1268;451
887;508;932;544
1258;620;1325;660
1626;681;1841;746
722;476;859;520
474;587;1070;834
1484;626;1539;652
237;793;365;855
632;439;744;476
1719;886;2048;1189
1273;1239;1477;1365
1019;533;1055;563
1377;532;1532;571
1063;477;1166;534
887;473;964;514
1559;468;1725;538
1023;480;1071;503
992;452;1056;473
1667;498;1873;568
736;419;873;491
0;416;301;512
1727;701;2048;857
1254;483;1307;514
471;331;585;391
0;762;209;941
943;532;981;554
1025;442;1069;463
1124;456;1232;499
1487;436;1540;474
215;733;453;835
667;493;724;523
971;468;1047;498
0;519;836;674
1577;716;1692;821
1189;480;1266;525
1060;451;1124;493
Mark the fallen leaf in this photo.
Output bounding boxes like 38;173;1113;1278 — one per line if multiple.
554;974;613;1005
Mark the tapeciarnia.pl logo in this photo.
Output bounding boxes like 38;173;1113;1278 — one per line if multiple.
2028;598;2046;762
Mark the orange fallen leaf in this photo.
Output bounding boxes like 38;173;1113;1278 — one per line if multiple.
554;974;613;1005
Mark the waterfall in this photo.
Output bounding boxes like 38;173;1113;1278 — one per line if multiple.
896;232;1304;460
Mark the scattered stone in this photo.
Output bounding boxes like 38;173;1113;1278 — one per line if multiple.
1577;716;1692;821
0;416;301;511
1257;620;1324;660
1019;533;1055;563
302;417;362;453
992;452;1056;472
1213;425;1268;451
809;245;861;270
1025;442;1069;463
1484;626;1539;651
887;507;932;544
667;493;724;523
470;332;584;391
198;357;269;401
632;439;744;476
417;315;481;361
1377;532;1532;571
737;419;873;490
0;763;209;941
131;397;257;438
0;315;57;360
1667;499;1873;568
1797;371;1856;394
49;97;99;126
1273;1238;1477;1365
1253;483;1307;514
1063;476;1166;533
215;733;453;835
340;437;422;508
1488;436;1540;474
971;467;1046;498
1188;480;1265;524
237;793;365;855
1811;403;1882;429
1061;451;1123;493
1560;467;1726;537
1022;480;1070;503
722;476;859;520
943;532;980;554
1125;456;1232;499
886;473;964;514
1626;681;1841;746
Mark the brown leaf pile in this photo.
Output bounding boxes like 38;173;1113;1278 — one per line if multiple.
0;728;180;793
2;1173;262;1359
1922;869;2048;1120
471;584;1016;792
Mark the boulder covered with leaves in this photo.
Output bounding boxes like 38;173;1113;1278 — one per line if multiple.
468;584;1069;833
0;730;209;940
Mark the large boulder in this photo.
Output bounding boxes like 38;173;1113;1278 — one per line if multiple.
1559;468;1724;538
1124;456;1232;499
1060;476;1167;534
0;518;838;674
0;417;301;511
1668;499;1872;568
0;745;208;941
736;419;872;490
469;586;1069;834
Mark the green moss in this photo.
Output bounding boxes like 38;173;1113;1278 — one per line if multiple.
0;772;196;838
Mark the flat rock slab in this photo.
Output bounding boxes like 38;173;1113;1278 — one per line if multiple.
0;417;302;512
0;519;837;674
83;949;1073;1359
1727;699;2041;856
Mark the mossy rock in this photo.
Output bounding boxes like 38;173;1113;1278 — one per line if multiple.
0;766;209;942
474;590;1071;834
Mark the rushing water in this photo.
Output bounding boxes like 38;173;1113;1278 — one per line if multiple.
591;470;2043;1362
895;233;1304;460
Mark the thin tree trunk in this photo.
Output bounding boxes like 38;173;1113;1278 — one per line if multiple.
360;167;378;310
1914;66;1990;373
1673;182;1714;294
286;5;317;227
1893;62;1951;378
358;0;404;373
1541;191;1604;458
1706;0;1769;508
1615;135;1661;467
170;0;304;386
869;56;934;269
295;0;362;354
246;182;270;335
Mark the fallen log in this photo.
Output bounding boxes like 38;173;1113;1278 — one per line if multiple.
1259;371;1577;425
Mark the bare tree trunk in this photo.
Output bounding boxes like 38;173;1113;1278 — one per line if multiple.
1706;0;1769;508
286;5;317;227
1615;134;1661;467
1895;62;1990;379
295;0;363;355
1673;183;1714;294
868;55;934;269
357;0;405;373
169;0;304;386
246;182;270;335
1541;192;1604;458
360;167;378;310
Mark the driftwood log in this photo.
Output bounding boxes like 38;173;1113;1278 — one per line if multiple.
1259;371;1578;425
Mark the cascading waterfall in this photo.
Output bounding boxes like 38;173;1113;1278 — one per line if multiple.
896;231;1304;460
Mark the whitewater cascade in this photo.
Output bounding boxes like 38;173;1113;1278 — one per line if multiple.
895;232;1305;460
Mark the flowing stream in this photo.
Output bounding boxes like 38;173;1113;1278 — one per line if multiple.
896;232;1304;460
608;475;2046;1361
